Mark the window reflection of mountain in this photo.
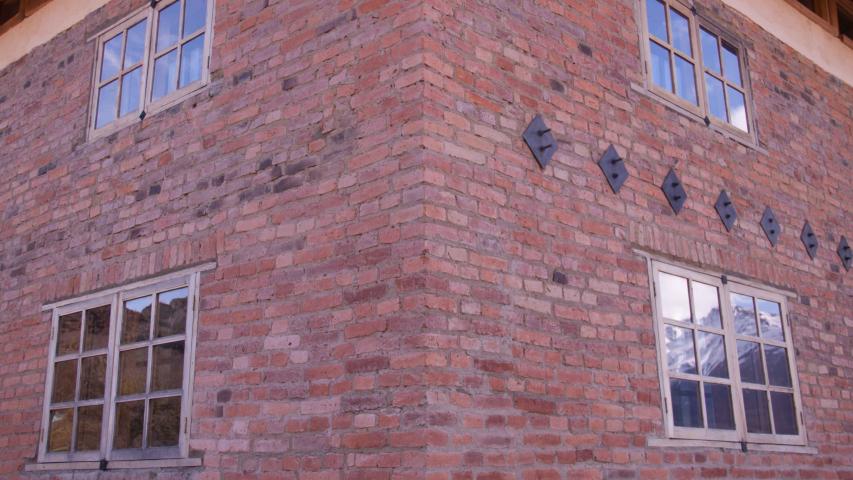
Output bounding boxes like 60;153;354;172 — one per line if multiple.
158;296;187;336
666;323;727;377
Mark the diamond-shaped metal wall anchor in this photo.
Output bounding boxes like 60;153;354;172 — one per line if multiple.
760;207;781;247
660;169;687;214
714;190;737;231
523;115;557;169
597;145;628;193
838;236;852;271
800;222;818;259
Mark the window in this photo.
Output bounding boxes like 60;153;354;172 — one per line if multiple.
651;261;806;445
39;271;200;463
786;0;853;44
0;0;50;35
90;0;211;136
641;0;751;134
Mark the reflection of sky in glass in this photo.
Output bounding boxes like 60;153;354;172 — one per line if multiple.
124;20;147;68
700;29;720;74
666;325;697;374
727;87;748;132
646;0;668;41
674;56;697;105
756;299;783;341
722;43;742;86
731;294;757;336
650;41;673;93
101;33;122;82
660;272;691;322
670;8;692;54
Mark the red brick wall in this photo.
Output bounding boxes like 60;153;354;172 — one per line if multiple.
0;0;850;479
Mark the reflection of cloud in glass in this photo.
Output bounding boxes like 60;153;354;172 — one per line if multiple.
660;273;691;322
693;283;721;328
666;325;697;374
756;299;783;341
731;294;757;336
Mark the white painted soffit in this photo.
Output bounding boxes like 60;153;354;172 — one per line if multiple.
721;0;853;87
0;0;110;72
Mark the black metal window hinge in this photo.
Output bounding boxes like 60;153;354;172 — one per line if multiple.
740;441;748;452
721;275;728;285
99;459;108;471
150;0;158;7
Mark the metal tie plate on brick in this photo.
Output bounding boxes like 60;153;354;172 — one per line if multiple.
760;207;781;247
660;169;687;214
714;190;737;231
838;236;852;271
523;114;557;169
597;145;629;193
800;222;818;259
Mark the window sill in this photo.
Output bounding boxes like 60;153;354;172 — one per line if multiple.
630;82;768;155
648;437;816;454
24;457;202;472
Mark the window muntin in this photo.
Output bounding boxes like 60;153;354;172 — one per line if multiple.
641;0;752;134
652;262;806;445
90;0;211;136
40;275;198;463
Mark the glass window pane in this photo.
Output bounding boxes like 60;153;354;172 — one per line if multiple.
730;293;757;336
721;42;742;86
700;28;720;74
646;0;668;41
727;86;748;132
83;305;110;351
756;299;784;341
673;56;697;105
765;345;792;387
95;80;119;129
669;9;692;55
114;401;145;449
122;296;152;344
743;389;772;433
665;325;697;374
704;73;726;122
118;347;148;396
157;287;188;338
152;50;179;101
156;1;181;52
737;340;765;385
119;67;142;117
124;19;147;68
692;282;721;328
79;354;107;400
152;341;185;391
179;34;205;88
704;383;735;430
698;332;728;378
650;41;673;93
47;409;73;452
183;0;207;37
659;272;690;322
57;312;81;355
51;360;77;403
76;405;103;451
771;392;798;435
149;396;182;447
671;379;703;428
100;33;122;82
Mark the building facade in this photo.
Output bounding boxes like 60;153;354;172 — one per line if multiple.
0;0;851;478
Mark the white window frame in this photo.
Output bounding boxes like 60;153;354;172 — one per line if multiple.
38;270;202;463
637;0;758;140
87;0;214;140
651;260;807;446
